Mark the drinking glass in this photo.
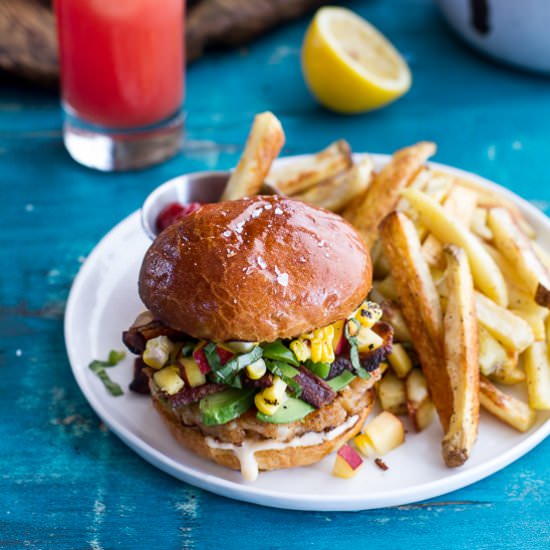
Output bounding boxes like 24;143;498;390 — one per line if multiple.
55;0;185;171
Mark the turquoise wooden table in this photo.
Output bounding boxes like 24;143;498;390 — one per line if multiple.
2;0;549;547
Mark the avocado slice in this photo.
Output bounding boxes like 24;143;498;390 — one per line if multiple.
257;371;357;424
199;388;255;425
257;396;314;424
327;370;356;391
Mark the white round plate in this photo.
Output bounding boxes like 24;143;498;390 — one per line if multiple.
65;154;550;511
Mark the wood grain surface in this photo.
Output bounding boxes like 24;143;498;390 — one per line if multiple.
1;0;549;548
0;0;329;86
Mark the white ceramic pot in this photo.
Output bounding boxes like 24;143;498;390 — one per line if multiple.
436;0;550;73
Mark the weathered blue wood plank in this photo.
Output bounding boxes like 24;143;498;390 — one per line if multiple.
1;0;549;548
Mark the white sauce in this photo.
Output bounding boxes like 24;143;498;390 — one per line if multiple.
205;415;359;482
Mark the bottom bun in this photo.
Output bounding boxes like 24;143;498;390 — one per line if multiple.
152;389;374;474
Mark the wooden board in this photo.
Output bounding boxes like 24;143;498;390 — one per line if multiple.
0;0;329;86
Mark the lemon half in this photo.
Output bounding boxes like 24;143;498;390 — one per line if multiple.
301;7;412;114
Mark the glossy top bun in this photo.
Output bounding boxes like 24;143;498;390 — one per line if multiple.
139;195;371;342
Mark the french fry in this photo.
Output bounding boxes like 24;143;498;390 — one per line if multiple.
470;207;493;241
421;185;478;268
533;241;550;275
344;142;436;249
292;157;373;212
443;185;479;227
422;171;454;203
402;188;508;307
406;368;436;432
377;371;407;415
489;354;525;385
523;341;550;410
453;176;536;239
379;211;453;431
488;207;550;308
510;308;547;340
478;326;507;376
479;375;537;432
484;243;524;289
267;140;352;196
441;245;480;467
221;112;285;201
475;292;534;353
371;240;391;279
373;276;399;302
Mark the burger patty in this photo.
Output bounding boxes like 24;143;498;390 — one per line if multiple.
151;375;379;445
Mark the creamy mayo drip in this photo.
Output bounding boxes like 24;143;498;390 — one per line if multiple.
205;414;359;481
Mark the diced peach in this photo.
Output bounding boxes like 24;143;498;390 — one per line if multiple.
387;343;413;378
406;368;435;432
355;411;405;457
377;371;407;415
332;320;346;354
216;346;234;365
333;444;363;478
180;357;206;388
192;343;211;374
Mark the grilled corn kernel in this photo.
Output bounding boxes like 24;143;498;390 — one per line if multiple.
246;358;267;380
310;338;323;363
143;335;174;369
354;301;383;328
255;393;278;416
309;326;335;363
153;366;184;395
263;376;287;402
290;339;311;362
357;326;384;353
255;376;288;416
324;341;335;363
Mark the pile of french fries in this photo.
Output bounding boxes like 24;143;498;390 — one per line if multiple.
223;112;550;468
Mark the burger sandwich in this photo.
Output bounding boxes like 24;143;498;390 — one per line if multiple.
123;195;393;481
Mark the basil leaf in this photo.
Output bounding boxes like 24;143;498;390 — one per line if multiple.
204;342;222;371
344;320;370;379
210;346;263;384
266;360;302;397
89;351;124;396
107;349;126;365
180;342;195;357
95;369;124;396
261;340;299;366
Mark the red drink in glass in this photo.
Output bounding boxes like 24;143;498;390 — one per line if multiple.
55;0;185;171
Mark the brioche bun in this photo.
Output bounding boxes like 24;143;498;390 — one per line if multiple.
139;195;371;342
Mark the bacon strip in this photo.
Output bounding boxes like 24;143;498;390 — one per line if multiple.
122;318;187;354
295;366;336;408
168;382;226;407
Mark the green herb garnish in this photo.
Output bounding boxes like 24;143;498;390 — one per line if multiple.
204;342;222;371
344;319;370;380
207;345;263;385
88;350;126;396
266;360;302;397
180;342;195;357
